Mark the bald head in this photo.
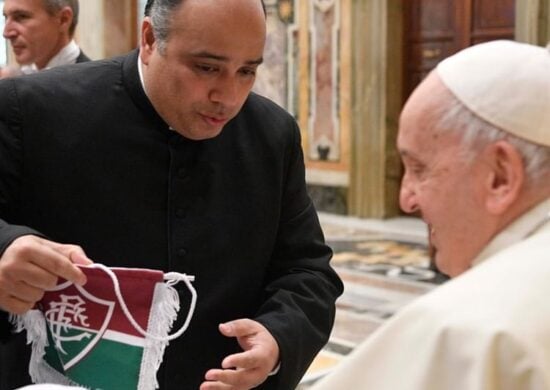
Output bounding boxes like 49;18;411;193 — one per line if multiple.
146;0;266;54
144;0;266;16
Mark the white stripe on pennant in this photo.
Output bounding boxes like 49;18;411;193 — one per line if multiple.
103;329;146;347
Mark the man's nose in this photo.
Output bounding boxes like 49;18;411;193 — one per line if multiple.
399;179;419;214
209;76;240;107
3;21;17;39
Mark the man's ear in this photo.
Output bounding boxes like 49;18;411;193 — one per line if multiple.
484;140;525;215
140;17;156;65
58;7;73;34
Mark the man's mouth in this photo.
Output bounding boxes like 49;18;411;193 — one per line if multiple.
11;44;25;53
200;114;228;126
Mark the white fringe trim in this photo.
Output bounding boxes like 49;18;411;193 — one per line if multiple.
138;282;180;390
10;311;83;387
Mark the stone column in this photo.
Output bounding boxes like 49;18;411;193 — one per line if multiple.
516;0;550;46
347;0;403;218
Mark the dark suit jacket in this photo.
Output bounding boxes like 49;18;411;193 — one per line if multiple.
76;50;90;63
0;50;343;389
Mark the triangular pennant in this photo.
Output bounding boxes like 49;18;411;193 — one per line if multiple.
11;264;197;390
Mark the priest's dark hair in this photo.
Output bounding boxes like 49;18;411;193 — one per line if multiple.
144;0;266;53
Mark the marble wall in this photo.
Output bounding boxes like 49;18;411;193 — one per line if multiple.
254;0;351;191
254;0;298;111
308;0;341;162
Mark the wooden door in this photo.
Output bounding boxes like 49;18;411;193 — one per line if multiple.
404;0;515;100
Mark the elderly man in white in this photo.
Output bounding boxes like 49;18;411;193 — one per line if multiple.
312;40;550;390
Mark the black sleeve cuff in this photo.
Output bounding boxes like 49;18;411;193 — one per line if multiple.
0;221;44;255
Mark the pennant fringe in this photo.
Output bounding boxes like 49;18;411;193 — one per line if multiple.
138;280;181;390
10;310;85;388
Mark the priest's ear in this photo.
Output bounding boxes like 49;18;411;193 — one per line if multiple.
483;140;525;215
140;17;157;63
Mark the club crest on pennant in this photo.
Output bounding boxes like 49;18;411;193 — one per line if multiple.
43;281;115;371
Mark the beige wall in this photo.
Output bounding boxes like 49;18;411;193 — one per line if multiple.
77;0;105;60
78;0;137;61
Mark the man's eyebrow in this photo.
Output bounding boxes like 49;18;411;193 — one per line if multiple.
6;9;31;15
246;57;264;66
189;51;264;65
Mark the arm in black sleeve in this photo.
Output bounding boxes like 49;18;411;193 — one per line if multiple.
254;122;344;389
0;79;44;341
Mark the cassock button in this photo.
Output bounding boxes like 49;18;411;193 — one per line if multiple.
177;248;188;257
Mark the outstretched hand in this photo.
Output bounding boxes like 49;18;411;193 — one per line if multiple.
200;318;280;390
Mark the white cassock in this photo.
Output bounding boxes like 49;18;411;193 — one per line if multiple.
312;198;550;390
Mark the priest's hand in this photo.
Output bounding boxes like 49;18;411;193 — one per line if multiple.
200;318;280;390
0;235;92;314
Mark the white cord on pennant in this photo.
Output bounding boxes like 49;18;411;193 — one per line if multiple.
88;264;197;342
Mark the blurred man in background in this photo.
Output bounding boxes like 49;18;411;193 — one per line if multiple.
0;0;88;78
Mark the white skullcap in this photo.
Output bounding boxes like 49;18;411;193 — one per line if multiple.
436;40;550;147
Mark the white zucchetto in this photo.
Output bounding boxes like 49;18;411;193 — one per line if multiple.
437;40;550;147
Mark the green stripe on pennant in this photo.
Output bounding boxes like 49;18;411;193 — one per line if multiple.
43;326;145;390
67;338;144;390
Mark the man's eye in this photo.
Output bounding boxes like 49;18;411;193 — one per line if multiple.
407;164;425;177
12;12;30;21
239;68;256;77
195;65;217;74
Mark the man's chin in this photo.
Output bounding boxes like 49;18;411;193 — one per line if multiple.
14;55;32;66
172;126;224;141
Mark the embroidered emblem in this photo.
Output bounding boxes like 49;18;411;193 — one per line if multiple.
44;281;115;371
45;295;92;354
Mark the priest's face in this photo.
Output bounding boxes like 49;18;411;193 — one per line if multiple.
397;73;495;277
139;0;266;140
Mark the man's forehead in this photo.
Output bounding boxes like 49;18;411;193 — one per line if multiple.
164;3;266;62
397;110;454;161
4;0;45;14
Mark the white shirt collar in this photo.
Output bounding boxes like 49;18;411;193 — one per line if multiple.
21;40;80;74
138;55;175;131
472;197;550;267
137;54;148;98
